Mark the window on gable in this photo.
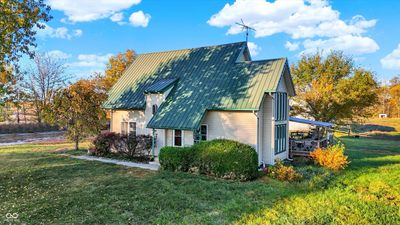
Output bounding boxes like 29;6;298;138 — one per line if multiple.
152;104;158;115
274;124;287;154
274;92;288;121
174;129;182;147
194;125;208;143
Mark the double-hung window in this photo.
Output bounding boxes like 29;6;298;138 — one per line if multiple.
194;125;208;143
274;92;288;121
121;122;136;136
274;124;287;154
174;129;183;147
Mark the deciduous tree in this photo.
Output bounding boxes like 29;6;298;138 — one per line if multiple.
291;51;378;124
96;50;136;91
48;80;106;150
0;0;51;72
24;52;68;123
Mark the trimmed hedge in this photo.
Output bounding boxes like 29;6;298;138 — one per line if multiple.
159;146;198;172
195;139;259;180
159;139;259;180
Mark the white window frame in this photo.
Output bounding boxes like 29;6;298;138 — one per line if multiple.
121;121;128;135
274;124;287;154
121;121;137;136
274;92;288;121
152;104;158;115
200;124;208;141
129;122;137;136
194;124;208;143
173;129;184;147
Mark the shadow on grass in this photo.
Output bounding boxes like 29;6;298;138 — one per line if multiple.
1;137;399;224
0;150;302;224
351;123;396;133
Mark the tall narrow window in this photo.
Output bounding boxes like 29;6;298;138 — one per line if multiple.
174;130;182;147
194;125;208;143
274;124;287;154
152;104;158;115
129;122;136;136
121;122;128;135
200;125;207;141
274;92;288;121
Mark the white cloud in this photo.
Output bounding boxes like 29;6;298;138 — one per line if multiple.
381;44;400;70
129;11;151;27
47;50;71;59
247;42;261;56
208;0;378;55
208;0;375;39
110;12;124;22
285;41;300;51
302;35;379;55
69;53;113;69
47;0;141;22
74;29;83;37
36;23;83;39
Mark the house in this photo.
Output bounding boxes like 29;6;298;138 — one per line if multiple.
103;42;295;165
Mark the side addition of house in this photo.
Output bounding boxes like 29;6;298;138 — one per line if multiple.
103;42;295;165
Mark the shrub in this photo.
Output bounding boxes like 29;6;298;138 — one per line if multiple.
194;139;259;180
159;146;197;172
265;159;302;182
135;135;152;157
114;134;153;158
90;132;119;156
310;143;349;171
91;133;153;160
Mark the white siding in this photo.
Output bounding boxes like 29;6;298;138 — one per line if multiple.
110;110;147;135
272;78;290;163
260;94;274;164
165;129;194;147
277;76;287;92
259;79;290;165
202;111;257;148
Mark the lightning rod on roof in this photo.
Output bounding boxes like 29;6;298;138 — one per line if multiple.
235;19;256;43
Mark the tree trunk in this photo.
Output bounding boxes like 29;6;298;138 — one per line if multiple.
16;108;20;124
75;138;79;151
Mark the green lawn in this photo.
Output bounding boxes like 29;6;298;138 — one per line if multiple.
1;137;399;224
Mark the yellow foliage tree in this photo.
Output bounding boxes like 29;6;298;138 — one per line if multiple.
291;51;379;124
47;80;106;150
96;50;136;91
389;84;400;117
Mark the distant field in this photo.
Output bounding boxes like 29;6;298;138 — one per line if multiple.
350;118;400;140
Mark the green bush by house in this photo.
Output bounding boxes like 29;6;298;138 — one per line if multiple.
158;146;198;172
159;139;259;180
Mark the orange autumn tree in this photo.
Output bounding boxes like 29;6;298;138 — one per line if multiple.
47;80;106;150
96;49;136;91
389;79;400;117
291;51;379;124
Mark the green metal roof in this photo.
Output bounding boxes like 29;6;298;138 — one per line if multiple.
103;42;290;130
144;78;177;93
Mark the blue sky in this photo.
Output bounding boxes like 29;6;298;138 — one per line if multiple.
31;0;400;83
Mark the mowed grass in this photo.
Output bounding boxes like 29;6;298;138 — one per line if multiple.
1;135;399;224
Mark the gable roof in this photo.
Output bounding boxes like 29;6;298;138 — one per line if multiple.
103;42;294;130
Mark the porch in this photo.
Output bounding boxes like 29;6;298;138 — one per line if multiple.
288;117;335;157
